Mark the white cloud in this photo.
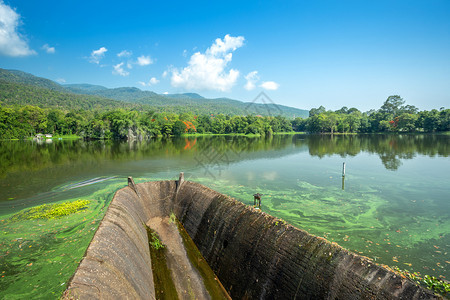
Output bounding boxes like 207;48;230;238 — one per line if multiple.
163;92;169;95
162;70;168;78
90;46;107;64
260;81;279;91
127;62;133;69
137;55;153;66
208;34;245;56
117;50;132;57
55;78;66;83
171;34;244;91
182;49;187;57
113;62;129;76
244;71;259;91
42;44;55;54
138;77;159;86
0;1;36;56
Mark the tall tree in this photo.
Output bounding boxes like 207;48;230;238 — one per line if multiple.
379;95;405;117
309;105;326;117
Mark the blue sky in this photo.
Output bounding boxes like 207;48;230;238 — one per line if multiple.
0;0;449;111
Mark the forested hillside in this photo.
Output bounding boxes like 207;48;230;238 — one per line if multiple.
0;80;142;110
64;83;309;118
0;69;67;92
0;68;309;118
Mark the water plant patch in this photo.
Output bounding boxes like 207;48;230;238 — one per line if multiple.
5;200;90;223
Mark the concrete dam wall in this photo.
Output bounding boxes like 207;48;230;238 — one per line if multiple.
64;177;440;299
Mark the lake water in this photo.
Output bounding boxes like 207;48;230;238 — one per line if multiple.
0;134;449;298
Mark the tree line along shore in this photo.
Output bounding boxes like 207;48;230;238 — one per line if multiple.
0;95;448;140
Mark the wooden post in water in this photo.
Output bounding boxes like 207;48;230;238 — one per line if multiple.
342;162;346;190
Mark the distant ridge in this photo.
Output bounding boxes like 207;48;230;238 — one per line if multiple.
0;68;309;118
0;68;67;92
164;93;205;99
63;83;108;92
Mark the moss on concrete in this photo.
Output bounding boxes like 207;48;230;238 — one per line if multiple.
146;226;177;300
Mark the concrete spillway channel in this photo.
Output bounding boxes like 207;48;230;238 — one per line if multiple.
63;174;441;299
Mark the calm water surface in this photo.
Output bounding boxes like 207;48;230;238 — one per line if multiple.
0;134;449;297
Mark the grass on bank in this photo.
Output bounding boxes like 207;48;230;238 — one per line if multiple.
51;134;82;139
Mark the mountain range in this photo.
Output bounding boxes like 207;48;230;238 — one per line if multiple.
0;68;308;118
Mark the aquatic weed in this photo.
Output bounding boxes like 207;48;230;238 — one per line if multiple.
393;266;450;297
423;275;450;297
6;200;90;223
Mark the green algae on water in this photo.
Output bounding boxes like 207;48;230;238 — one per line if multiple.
0;179;127;299
5;200;90;224
193;176;450;281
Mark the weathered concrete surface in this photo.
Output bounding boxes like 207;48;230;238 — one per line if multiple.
64;179;441;299
174;181;440;299
63;185;158;299
63;180;219;300
147;216;211;299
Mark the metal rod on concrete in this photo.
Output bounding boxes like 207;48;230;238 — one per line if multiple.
128;176;140;198
179;172;184;185
176;172;185;193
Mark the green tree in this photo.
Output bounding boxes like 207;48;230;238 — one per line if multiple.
347;112;361;133
359;114;370;133
400;104;419;115
309;105;326;117
292;117;307;132
368;112;389;132
397;113;418;132
347;107;361;114
380;95;405;117
172;120;185;136
46;109;66;134
19;105;47;135
306;114;322;133
416;110;440;132
323;112;338;134
378;120;392;132
337;115;349;133
438;109;450;132
335;106;348;114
